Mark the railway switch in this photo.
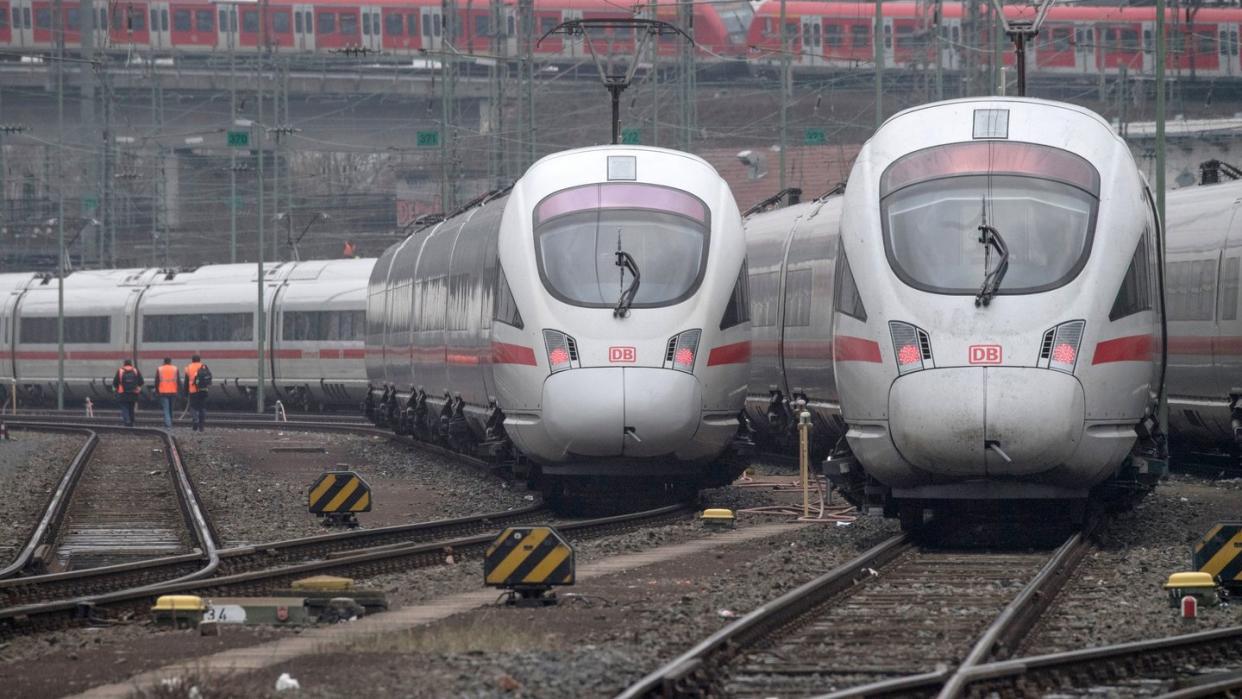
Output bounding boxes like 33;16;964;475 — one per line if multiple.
1193;522;1242;592
307;470;372;527
484;526;575;606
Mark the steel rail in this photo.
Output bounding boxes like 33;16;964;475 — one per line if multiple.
0;502;693;636
952;625;1242;696
615;532;913;699
0;425;98;579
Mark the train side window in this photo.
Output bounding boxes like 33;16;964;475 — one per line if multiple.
422;13;431;36
507;15;514;36
952;25;959;43
362;12;371;36
242;10;258;33
66;7;79;31
719;263;751;330
196;9;213;32
834;251;867;322
825;23;841;47
218;9;227;32
1198;31;1215;56
785;268;813;327
540;16;555;36
1143;29;1152;53
408;14;417;36
0;8;7;30
173;9;190;32
150;8;157;31
22;6;28;28
475;14;487;36
1108;230;1152;321
273;11;289;34
749;271;779;327
1222;257;1240;321
318;12;334;35
143;313;254;343
161;10;168;31
384;13;401;36
20;316;110;344
851;24;868;48
493;267;524;329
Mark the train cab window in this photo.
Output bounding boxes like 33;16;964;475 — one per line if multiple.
242;9;258;33
318;12;334;34
1222;257;1240;321
880;142;1100;296
719;263;751;330
834;251;867;322
1108;230;1152;321
340;12;356;36
825;23;842;47
273;11;289;34
851;24;869;48
493;267;524;329
385;13;402;36
20;316;110;344
533;183;710;309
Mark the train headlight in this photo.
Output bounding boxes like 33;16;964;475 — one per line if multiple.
543;329;579;373
1041;320;1085;374
888;321;933;375
664;329;701;373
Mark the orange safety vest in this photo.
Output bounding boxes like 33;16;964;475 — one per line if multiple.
115;366;139;395
185;362;203;394
156;364;179;395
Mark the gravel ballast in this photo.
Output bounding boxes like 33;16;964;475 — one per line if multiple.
177;428;533;546
0;429;88;567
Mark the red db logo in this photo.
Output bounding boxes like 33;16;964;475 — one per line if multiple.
609;346;637;363
969;345;1002;365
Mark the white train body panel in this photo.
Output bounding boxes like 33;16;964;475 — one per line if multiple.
367;145;750;480
837;98;1161;501
1164;179;1242;445
0;260;371;409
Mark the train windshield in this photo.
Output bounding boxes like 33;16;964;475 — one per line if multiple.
880;143;1099;295
534;184;710;308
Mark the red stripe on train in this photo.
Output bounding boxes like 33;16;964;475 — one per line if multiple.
706;341;751;366
1092;334;1154;364
492;342;538;366
833;336;883;363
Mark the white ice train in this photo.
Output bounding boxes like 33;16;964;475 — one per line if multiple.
0;258;374;410
364;145;752;507
1163;178;1242;453
746;98;1167;526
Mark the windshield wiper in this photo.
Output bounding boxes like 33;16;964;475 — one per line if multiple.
614;250;641;318
975;200;1010;307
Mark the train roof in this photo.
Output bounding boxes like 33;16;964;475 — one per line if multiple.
751;0;1242;23
529;144;717;174
881;97;1118;142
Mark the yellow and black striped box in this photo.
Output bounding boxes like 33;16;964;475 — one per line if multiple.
484;526;575;589
308;471;372;515
1194;522;1242;589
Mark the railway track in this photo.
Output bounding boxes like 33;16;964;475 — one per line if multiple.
620;521;1095;698
0;423;217;586
0;501;693;637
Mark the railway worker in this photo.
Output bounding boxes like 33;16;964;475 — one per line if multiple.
112;359;144;427
182;354;211;432
154;358;180;429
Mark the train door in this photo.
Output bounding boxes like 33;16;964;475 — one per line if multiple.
268;280;289;399
420;5;441;52
292;4;313;51
122;286;145;364
939;18;960;71
10;0;30;48
1220;24;1239;77
881;15;894;69
0;287;26;385
360;5;380;53
148;1;169;49
1217;205;1242;398
218;1;237;51
1074;23;1092;74
800;15;822;67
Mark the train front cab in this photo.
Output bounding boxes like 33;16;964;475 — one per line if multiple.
833;100;1163;524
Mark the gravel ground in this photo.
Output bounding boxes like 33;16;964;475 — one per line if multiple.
1023;474;1242;654
177;428;532;546
0;430;88;567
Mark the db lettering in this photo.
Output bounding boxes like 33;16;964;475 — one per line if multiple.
609;346;636;363
969;345;1002;365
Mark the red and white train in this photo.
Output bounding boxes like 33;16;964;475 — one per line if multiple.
3;0;1241;80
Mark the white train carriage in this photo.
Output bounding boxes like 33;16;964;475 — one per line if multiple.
368;145;751;508
271;258;371;409
746;98;1166;525
1163;179;1242;447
